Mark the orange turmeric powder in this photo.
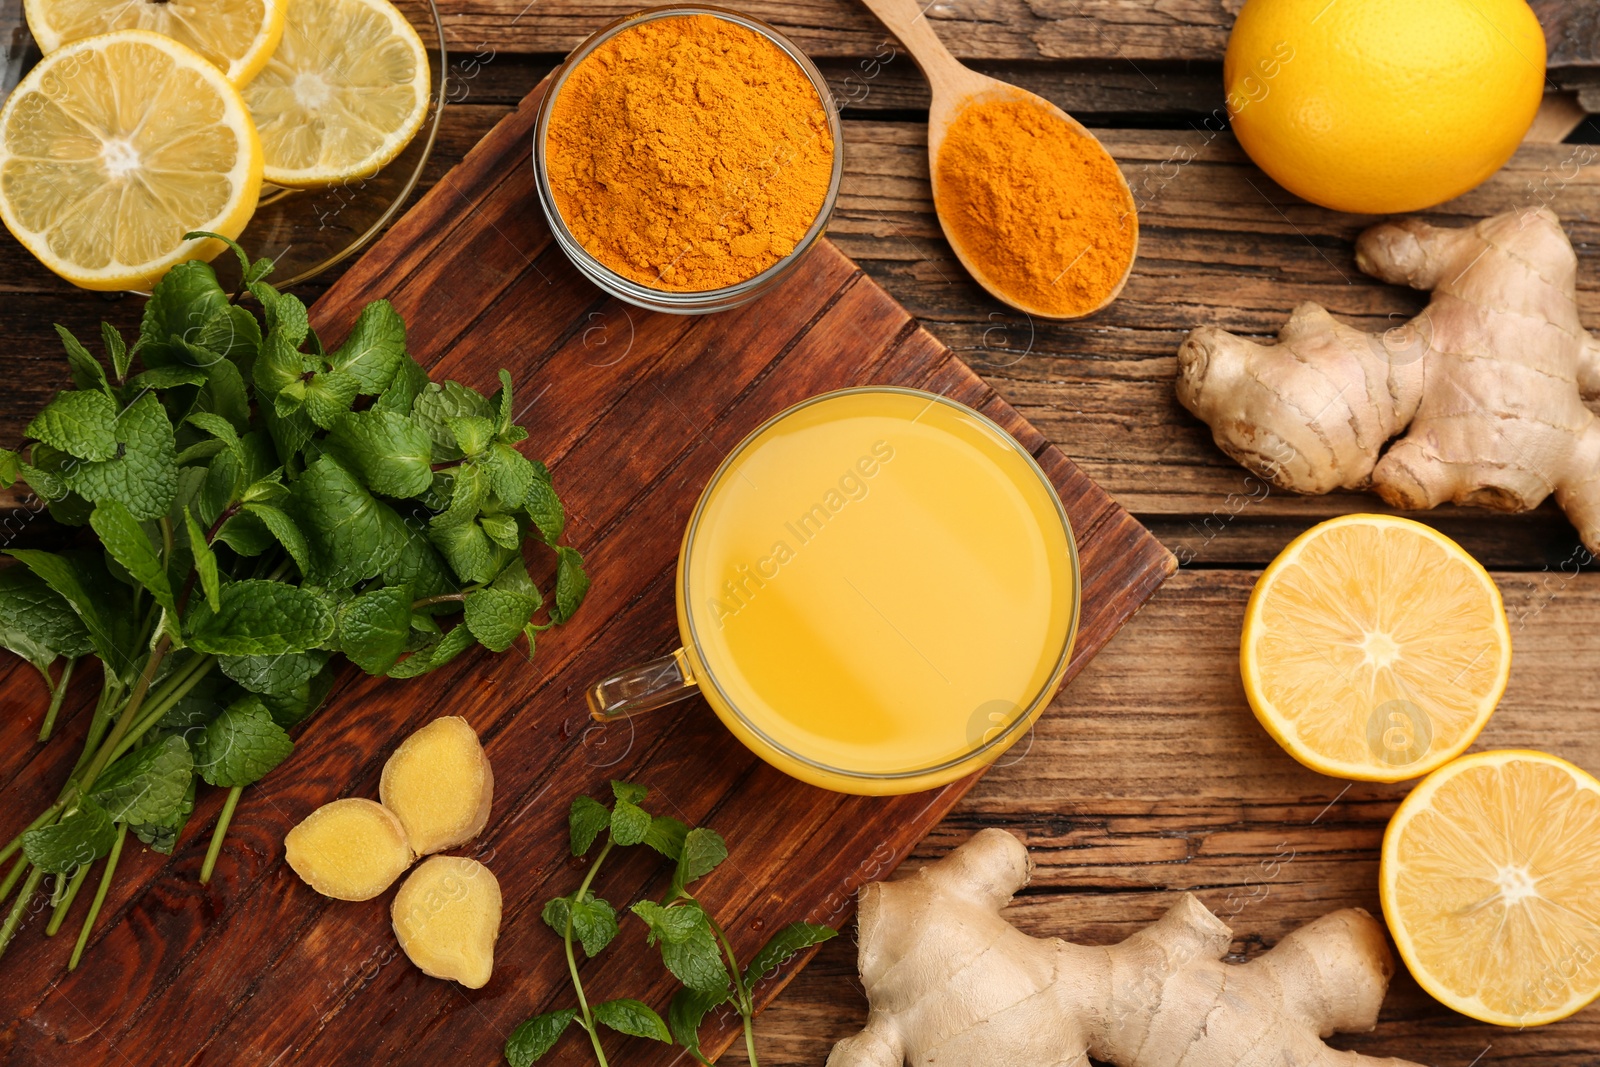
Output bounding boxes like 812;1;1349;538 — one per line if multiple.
935;96;1137;318
545;14;836;292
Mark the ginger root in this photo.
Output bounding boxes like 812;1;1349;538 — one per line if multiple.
380;714;494;856
1176;207;1600;553
284;798;415;901
828;828;1420;1067
392;855;502;990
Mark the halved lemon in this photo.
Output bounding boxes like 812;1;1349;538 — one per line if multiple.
1241;514;1511;782
242;0;430;189
22;0;287;86
0;29;264;292
1382;750;1600;1026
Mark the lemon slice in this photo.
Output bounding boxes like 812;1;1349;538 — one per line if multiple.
242;0;430;189
0;29;264;292
22;0;287;86
1240;514;1511;782
1382;750;1600;1026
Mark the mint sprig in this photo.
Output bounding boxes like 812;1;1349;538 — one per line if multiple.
0;234;588;970
505;784;835;1067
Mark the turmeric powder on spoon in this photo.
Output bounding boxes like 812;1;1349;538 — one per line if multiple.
935;95;1138;318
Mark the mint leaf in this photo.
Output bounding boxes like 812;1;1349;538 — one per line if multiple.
90;734;193;826
91;499;175;614
197;695;295;787
243;502;312;575
303;368;360;429
569;795;610;856
56;325;114;397
386;621;474;678
674;827;728;892
128;365;208;390
253;329;308;401
218;648;330;695
26;390;119;461
433;461;487;529
553;546;588;624
479;512;521;550
134;774;196;854
183;506;221;612
569;894;619;957
611;781;647;805
65;392;178;521
103;322;131;381
643;815;688;861
743;922;837;988
381;517;453;603
196;304;262;370
8;549;126;669
0;448;19;488
196;355;251;431
609;798;651;846
338;586;412;674
375;353;429;416
324;409;433;498
328;299;405;393
505;1008;577;1067
524;477;565;544
215;510;275;557
290;456;399;587
668;985;733;1059
632;900;728;993
493;368;514;435
592;999;669;1043
447;415;495;457
22;797;116;874
0;565;92;674
540;895;572;938
428;519;498;584
260;661;336;728
463;586;537;653
484;444;536;508
413;380;492;461
140;259;228;367
185;580;335;656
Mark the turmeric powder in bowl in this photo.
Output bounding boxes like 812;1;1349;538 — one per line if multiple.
935;96;1137;319
543;12;837;294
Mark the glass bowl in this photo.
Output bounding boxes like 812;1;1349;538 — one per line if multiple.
531;5;844;315
0;0;447;292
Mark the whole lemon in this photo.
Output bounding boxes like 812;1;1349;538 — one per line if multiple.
1225;0;1546;214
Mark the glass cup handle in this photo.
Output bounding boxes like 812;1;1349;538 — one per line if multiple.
587;648;700;722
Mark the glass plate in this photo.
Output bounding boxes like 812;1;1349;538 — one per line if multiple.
0;0;448;291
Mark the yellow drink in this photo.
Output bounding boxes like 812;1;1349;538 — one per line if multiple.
678;388;1078;793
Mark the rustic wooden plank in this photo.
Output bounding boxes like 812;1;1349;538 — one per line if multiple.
433;0;1600;67
0;60;1171;1060
749;566;1600;1065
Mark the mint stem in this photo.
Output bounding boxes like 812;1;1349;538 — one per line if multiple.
565;838;614;1067
0;853;29;906
45;863;91;936
76;635;171;795
0;866;42;961
703;909;759;1064
38;656;77;742
199;787;242;884
103;654;215;769
69;822;126;971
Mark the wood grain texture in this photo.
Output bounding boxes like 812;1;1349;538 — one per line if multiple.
749;566;1600;1065
0;78;1172;1066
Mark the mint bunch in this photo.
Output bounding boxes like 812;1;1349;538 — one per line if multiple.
505;783;834;1067
0;234;587;971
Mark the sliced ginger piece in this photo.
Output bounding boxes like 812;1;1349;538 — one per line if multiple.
392;855;502;988
284;797;414;901
380;716;493;855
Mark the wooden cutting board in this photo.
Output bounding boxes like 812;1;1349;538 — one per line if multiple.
0;79;1174;1065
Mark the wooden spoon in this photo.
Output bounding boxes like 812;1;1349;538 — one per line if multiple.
858;0;1138;319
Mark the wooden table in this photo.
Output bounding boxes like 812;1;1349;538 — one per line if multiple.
3;3;1600;1064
